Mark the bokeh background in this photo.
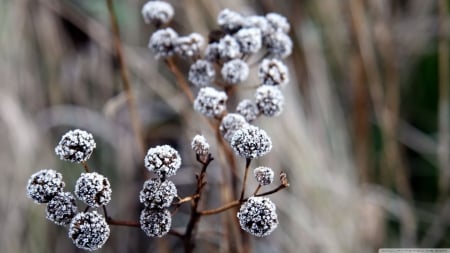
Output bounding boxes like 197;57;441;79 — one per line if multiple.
1;0;449;252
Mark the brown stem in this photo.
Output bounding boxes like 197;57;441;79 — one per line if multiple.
240;159;252;200
199;200;242;216
173;194;200;205
164;58;194;103
252;185;262;196
81;162;91;172
255;184;288;197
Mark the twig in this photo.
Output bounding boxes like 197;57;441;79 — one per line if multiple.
81;161;91;172
199;200;242;216
164;58;194;103
252;185;262;196
240;159;252;200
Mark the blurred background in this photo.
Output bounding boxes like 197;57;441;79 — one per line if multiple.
1;0;449;252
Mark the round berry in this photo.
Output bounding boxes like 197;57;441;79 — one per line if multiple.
191;135;210;157
221;59;249;84
141;1;174;26
193;87;228;118
237;196;278;237
236;99;259;123
46;191;78;226
149;28;178;59
188;60;215;87
140;178;177;208
231;125;272;159
144;145;182;178
255;86;284;117
259;58;289;86
26;169;65;204
75;172;112;208
140;208;172;237
253;167;274;186
69;211;110;251
55;129;96;163
220;113;248;142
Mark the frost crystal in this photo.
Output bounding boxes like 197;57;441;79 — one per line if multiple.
193;87;228;118
220;113;248;142
27;169;65;204
221;59;249;84
75;172;112;208
140;178;177;208
231;125;272;159
174;33;204;58
46;192;78;226
204;42;221;62
253;167;275;186
144;145;182;178
234;27;262;54
259;58;289;86
255;86;284;117
266;13;290;33
244;15;271;36
69;211;110;251
188;60;215;87
141;1;174;26
217;9;244;33
218;35;241;60
55;129;96;163
236;99;259;122
264;30;293;58
140;208;172;237
191;134;210;157
237;196;278;237
149;28;178;59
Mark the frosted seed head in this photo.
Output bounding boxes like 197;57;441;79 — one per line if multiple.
174;33;204;58
219;113;248;142
234;27;262;54
266;13;290;33
221;59;249;84
237;196;278;237
255;86;284;117
69;211;110;251
141;1;174;26
27;169;65;204
244;15;272;36
149;28;178;59
204;42;221;62
140;178;177;208
217;35;242;61
259;58;289;86
217;9;245;33
230;125;272;159
188;60;215;87
193;87;228;118
264;30;293;59
236;99;259;123
144;145;181;177
140;208;172;237
253;167;275;186
191;135;210;157
55;129;96;163
74;172;112;208
46;191;78;226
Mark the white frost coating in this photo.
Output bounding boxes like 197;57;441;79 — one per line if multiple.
236;99;260;123
75;172;112;208
221;59;249;84
218;35;241;60
259;58;289;86
219;113;248;143
217;8;244;33
244;15;272;36
191;135;210;156
263;30;293;59
174;33;204;58
55;129;96;163
266;12;290;33
140;178;177;208
144;145;182;177
234;27;262;54
46;191;78;226
141;1;174;25
188;60;215;87
204;42;221;62
230;124;272;159
253;166;275;186
193;87;228;118
69;211;110;251
149;28;178;59
26;169;65;204
255;85;284;117
237;196;278;237
140;208;172;237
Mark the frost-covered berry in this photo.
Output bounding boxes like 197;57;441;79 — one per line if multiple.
188;60;215;87
149;28;178;59
140;208;172;237
75;172;112;208
46;192;78;226
174;33;204;58
259;58;289;86
191;134;210;157
217;35;241;60
244;15;271;36
231;125;272;159
55;129;96;163
234;28;262;54
140;178;177;208
266;13;290;33
144;145;181;178
217;9;244;33
236;99;259;122
69;211;110;251
220;113;248;142
141;1;174;26
221;59;249;84
27;169;65;204
253;167;274;186
193;87;228;118
204;42;221;62
237;196;278;237
264;31;293;58
255;86;284;117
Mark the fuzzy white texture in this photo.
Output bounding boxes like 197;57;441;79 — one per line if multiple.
263;30;293;59
27;169;65;204
230;124;272;159
220;113;248;142
217;8;244;33
244;15;271;36
237;196;278;237
140;208;172;237
144;145;182;178
75;172;112;208
218;35;242;60
149;28;178;59
204;42;221;62
188;60;215;87
221;59;249;84
259;58;289;86
69;211;110;251
266;13;290;33
141;1;174;25
234;27;262;54
255;85;285;117
191;134;210;156
193;87;228;118
140;178;177;208
253;166;275;186
236;99;260;123
46;191;78;226
55;129;96;163
174;33;204;58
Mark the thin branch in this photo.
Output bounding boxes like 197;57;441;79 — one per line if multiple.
173;194;200;205
240;158;252;200
252;185;262;196
164;58;194;103
81;162;91;172
199;200;242;216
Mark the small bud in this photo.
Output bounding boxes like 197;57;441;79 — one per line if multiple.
174;33;204;58
140;178;177;208
69;211;110;251
145;145;182;178
191;135;210;157
26;169;65;204
255;86;284;117
217;35;242;61
231;125;272;159
149;28;178;59
266;13;290;33
259;58;289;86
220;113;248;142
221;59;249;84
75;172;112;208
193;87;228;118
188;60;215;87
46;192;78;226
141;1;174;26
140;208;172;237
264;30;293;59
237;196;278;237
236;99;259;123
253;166;274;186
55;129;96;163
234;27;262;54
217;9;244;33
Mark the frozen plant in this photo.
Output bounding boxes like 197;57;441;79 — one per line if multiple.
145;145;182;178
237;196;279;237
220;113;248;142
148;28;178;59
46;192;78;226
188;60;215;87
140;208;172;237
255;85;285;117
221;59;249;84
193;87;228;118
69;211;110;251
231;124;272;159
236;99;260;123
55;129;96;163
26;169;65;204
259;58;289;86
254;166;275;186
175;33;204;58
141;0;174;26
75;172;112;208
140;178;177;208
